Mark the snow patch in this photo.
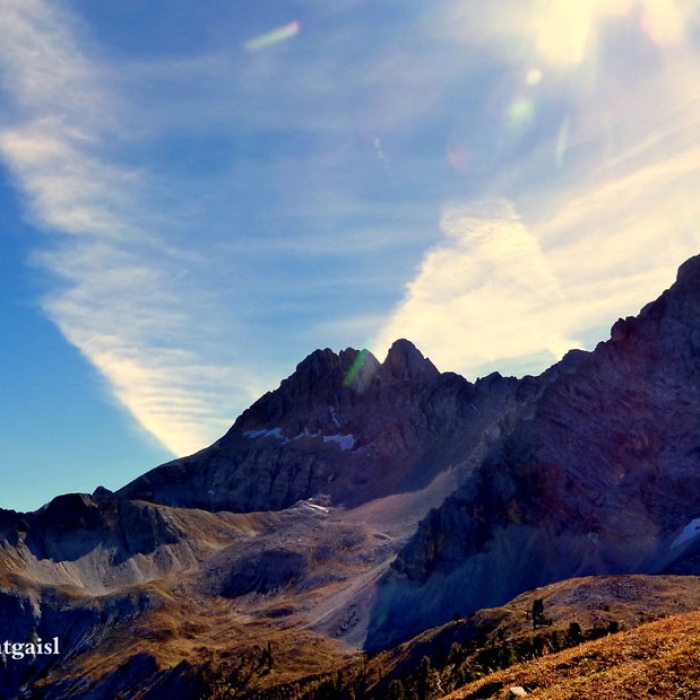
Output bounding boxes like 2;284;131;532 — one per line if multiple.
244;428;289;443
299;502;330;516
322;434;355;450
671;517;700;549
292;497;331;516
297;429;321;439
245;428;355;450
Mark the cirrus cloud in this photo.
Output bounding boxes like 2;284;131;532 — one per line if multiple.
0;1;258;456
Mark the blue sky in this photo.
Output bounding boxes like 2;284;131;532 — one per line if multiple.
2;0;700;512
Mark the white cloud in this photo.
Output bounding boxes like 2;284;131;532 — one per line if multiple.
374;131;700;379
0;1;107;117
0;121;137;237
0;2;259;456
373;1;700;380
373;199;579;377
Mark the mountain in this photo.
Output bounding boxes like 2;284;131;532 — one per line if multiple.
1;255;700;698
115;339;531;513
366;254;700;649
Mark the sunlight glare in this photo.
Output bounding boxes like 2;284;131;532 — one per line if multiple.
534;1;599;66
533;0;690;67
640;0;685;46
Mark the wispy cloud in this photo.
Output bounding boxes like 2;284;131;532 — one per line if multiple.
373;199;579;377
371;0;700;379
0;2;257;456
374;109;700;379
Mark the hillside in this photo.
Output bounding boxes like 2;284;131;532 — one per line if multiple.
2;255;700;697
368;254;700;649
182;574;700;700
335;574;700;700
443;610;700;700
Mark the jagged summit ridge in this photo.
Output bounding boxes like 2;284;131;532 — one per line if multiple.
366;253;700;649
383;339;439;381
676;252;700;288
115;338;535;512
229;339;441;440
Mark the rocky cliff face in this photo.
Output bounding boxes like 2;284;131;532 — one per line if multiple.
0;578;172;700
366;255;700;649
115;339;541;513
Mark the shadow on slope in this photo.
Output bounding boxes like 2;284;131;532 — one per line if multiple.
22;493;183;564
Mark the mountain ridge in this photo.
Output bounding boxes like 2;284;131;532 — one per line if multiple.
366;253;700;648
2;254;700;697
113;338;539;514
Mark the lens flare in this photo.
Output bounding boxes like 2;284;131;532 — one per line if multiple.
344;347;375;389
505;97;535;134
526;68;544;85
447;121;506;175
245;21;300;51
555;117;570;168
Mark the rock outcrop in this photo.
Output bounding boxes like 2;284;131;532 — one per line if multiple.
366;255;700;649
24;493;184;563
115;340;539;512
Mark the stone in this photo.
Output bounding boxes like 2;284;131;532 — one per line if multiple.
367;253;700;649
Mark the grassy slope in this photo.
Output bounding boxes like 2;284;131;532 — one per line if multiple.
358;575;700;696
443;610;700;699
24;574;700;699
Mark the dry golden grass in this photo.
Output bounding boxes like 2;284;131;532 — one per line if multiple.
443;610;700;700
359;575;700;697
20;563;700;699
42;581;355;695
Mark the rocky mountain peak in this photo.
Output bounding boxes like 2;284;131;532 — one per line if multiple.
229;340;442;441
227;346;381;437
294;347;354;380
675;252;700;288
366;253;700;649
284;346;381;393
381;339;439;382
115;334;518;513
